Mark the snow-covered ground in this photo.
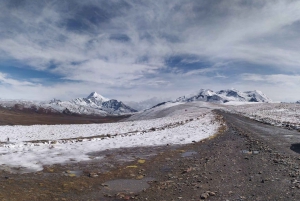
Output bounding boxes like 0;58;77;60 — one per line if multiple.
227;103;300;130
0;102;221;173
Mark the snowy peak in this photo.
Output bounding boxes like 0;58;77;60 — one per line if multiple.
217;89;244;99
181;89;225;103
87;92;109;101
243;90;272;103
49;99;62;104
86;92;110;102
201;89;215;97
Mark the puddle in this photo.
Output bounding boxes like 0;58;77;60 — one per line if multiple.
181;151;197;157
241;150;260;155
63;170;83;177
291;143;300;154
241;150;251;154
0;165;38;174
160;166;172;172
101;177;155;194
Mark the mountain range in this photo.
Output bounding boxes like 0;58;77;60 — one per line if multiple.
0;92;137;116
175;89;272;103
0;89;273;116
149;89;272;110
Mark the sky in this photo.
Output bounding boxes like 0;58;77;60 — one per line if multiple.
1;0;300;102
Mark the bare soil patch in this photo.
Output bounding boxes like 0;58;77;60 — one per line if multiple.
0;107;129;125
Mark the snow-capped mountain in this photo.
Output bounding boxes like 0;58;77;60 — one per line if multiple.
217;89;272;103
296;101;300;104
48;92;137;115
176;89;272;104
0;92;137;116
102;99;137;113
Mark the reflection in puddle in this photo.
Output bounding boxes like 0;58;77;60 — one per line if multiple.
241;150;260;155
63;170;83;177
241;150;252;154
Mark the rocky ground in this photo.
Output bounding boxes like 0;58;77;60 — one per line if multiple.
1;111;300;200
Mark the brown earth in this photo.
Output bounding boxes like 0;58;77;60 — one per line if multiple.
1;111;300;200
0;106;129;125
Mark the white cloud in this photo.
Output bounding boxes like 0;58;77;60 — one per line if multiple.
240;73;300;101
242;73;300;86
0;72;36;86
1;1;300;101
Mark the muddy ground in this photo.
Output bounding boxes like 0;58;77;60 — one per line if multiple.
0;107;129;125
1;111;300;200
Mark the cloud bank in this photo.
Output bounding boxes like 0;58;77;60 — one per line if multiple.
0;0;300;101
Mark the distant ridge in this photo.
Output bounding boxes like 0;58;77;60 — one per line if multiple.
175;89;272;104
148;89;272;110
0;92;137;116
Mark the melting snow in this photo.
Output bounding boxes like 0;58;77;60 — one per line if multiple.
0;105;220;172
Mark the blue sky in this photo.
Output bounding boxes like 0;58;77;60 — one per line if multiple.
0;0;300;102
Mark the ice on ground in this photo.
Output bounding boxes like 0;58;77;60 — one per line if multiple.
0;103;221;172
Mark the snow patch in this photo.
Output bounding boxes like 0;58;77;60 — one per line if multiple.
0;105;220;172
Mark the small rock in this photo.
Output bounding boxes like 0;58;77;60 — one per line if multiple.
208;191;216;196
88;172;98;178
200;192;209;199
136;175;144;180
138;159;146;164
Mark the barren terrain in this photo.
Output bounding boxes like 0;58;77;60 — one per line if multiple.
0;107;129;125
1;108;300;200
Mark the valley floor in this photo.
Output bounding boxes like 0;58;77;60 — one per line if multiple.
0;107;129;125
1;110;300;200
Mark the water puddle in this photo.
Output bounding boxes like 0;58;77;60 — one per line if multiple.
101;177;155;194
160;166;172;172
63;170;83;177
181;151;197;157
291;143;300;154
241;150;252;154
241;150;259;155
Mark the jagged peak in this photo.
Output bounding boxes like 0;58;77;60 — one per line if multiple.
49;98;62;104
86;92;109;101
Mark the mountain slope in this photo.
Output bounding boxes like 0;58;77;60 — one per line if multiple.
217;89;272;103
